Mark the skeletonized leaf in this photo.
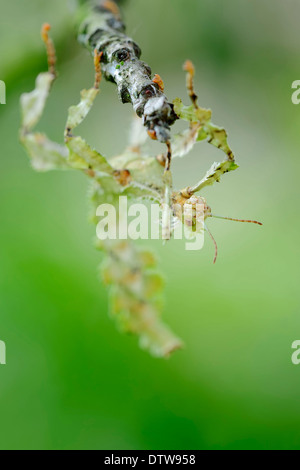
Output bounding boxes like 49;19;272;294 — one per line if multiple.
21;132;69;171
189;160;239;193
203;123;234;161
172;124;201;158
66;88;99;130
173;98;235;162
20;72;55;131
101;240;183;358
128;115;148;149
123;182;161;203
20;72;69;171
128;157;165;194
173;98;212;124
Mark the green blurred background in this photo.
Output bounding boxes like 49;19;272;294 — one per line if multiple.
0;0;300;450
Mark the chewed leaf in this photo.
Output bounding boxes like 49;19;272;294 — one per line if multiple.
21;72;55;131
137;249;157;269
101;240;183;358
19;71;67;172
197;127;208;142
67;136;114;173
127;158;165;195
204;123;235;161
128;116;148;149
173;98;235;162
109;287;182;358
172;125;201;158
124;183;161;203
143;272;165;299
173;98;212;124
20;132;69;171
65;85;117;175
137;307;183;358
189;160;239;193
110;154;164;200
66;88;99;130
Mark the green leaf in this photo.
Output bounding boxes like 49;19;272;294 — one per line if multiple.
173;98;212;124
173;98;235;162
192;160;239;192
203;123;235;161
67;136;114;173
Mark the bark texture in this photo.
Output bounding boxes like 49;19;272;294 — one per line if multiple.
77;0;177;142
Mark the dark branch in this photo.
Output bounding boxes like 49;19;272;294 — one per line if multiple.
77;0;178;142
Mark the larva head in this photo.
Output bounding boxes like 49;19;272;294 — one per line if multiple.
172;193;212;220
172;193;212;234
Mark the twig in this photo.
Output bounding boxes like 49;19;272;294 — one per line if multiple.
77;0;178;143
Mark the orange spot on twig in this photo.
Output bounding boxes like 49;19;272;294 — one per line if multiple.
41;23;56;76
147;130;157;141
94;50;103;89
153;74;165;92
183;59;198;109
183;60;195;77
103;0;121;19
41;23;51;42
156;154;166;167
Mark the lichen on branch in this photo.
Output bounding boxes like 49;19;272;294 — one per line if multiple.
77;0;177;143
